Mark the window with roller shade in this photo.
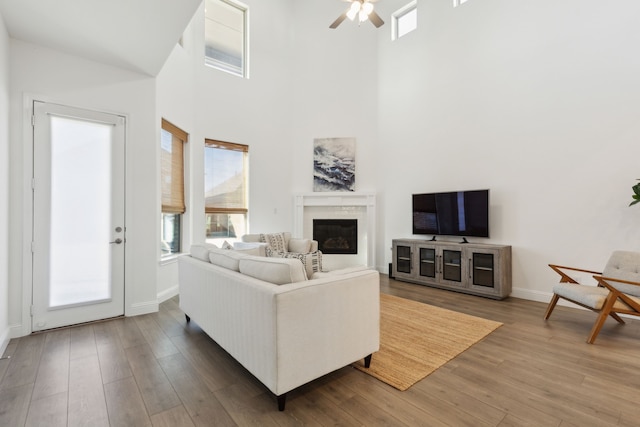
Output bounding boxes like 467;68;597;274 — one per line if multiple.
161;119;187;256
204;139;248;244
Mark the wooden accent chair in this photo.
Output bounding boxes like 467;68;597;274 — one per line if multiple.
544;250;640;343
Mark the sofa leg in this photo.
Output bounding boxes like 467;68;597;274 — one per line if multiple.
185;314;190;323
364;354;372;368
277;393;287;411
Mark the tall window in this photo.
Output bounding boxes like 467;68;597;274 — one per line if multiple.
204;139;248;244
205;0;249;78
392;1;417;41
160;119;188;256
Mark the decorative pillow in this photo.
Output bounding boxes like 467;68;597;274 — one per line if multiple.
259;233;287;252
267;248;322;279
239;256;307;285
221;240;233;250
288;238;311;254
233;241;268;256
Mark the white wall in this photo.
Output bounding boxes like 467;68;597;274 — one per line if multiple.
155;0;381;297
8;40;159;336
0;12;10;353
10;0;639;322
376;0;640;300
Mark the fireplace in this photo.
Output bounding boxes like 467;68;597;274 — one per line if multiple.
313;219;358;255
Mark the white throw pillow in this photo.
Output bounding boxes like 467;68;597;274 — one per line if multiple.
239;256;307;285
288;238;311;254
233;241;267;256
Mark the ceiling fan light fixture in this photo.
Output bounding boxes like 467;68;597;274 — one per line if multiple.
329;0;385;29
347;2;360;21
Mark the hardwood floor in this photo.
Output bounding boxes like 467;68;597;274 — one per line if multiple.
2;275;639;426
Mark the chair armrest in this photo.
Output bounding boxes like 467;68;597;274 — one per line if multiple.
592;275;640;291
549;264;602;283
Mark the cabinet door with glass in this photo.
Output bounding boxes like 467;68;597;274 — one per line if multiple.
467;247;504;297
393;243;415;280
438;245;466;288
416;245;436;280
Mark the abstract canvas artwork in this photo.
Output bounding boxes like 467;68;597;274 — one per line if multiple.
313;137;356;192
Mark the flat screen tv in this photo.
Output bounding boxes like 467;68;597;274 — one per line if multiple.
412;189;489;238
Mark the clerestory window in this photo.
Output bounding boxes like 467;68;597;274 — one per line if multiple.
204;0;249;78
392;1;418;40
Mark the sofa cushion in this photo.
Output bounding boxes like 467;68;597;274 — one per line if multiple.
190;243;219;262
311;265;370;279
266;248;323;278
208;248;249;271
288;238;311;254
239;256;307;285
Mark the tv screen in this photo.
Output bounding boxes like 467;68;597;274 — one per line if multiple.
412;190;489;237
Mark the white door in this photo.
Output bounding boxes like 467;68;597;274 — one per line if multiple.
32;101;125;332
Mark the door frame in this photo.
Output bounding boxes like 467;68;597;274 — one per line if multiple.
20;94;131;336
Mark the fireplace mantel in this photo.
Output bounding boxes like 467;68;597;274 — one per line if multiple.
294;192;376;269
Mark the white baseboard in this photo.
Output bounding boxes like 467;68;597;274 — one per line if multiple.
0;326;10;357
126;300;159;317
157;285;179;303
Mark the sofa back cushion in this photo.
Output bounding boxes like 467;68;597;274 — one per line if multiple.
190;243;219;262
239;256;307;285
208;248;249;272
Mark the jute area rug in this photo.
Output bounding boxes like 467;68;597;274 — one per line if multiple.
353;293;503;391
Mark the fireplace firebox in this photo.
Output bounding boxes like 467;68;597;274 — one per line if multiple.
313;219;358;255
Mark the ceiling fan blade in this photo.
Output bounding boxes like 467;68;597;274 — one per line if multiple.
368;10;385;28
329;12;348;29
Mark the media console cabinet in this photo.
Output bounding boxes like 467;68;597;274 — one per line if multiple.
391;239;512;300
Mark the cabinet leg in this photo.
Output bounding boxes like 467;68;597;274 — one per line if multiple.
185;314;190;323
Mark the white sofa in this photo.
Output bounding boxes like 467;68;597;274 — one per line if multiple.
178;244;380;411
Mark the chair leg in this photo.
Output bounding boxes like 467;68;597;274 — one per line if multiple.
544;294;560;320
587;310;609;344
587;295;618;344
609;312;626;324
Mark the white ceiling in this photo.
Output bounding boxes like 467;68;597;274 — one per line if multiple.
0;0;203;76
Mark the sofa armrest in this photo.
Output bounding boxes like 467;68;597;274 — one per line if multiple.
272;270;380;395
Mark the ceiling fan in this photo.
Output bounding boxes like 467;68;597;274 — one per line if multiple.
330;0;385;29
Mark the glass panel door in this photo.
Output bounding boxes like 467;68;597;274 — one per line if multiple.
49;116;113;307
32;101;125;331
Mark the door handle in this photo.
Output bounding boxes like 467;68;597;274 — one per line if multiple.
110;238;123;244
